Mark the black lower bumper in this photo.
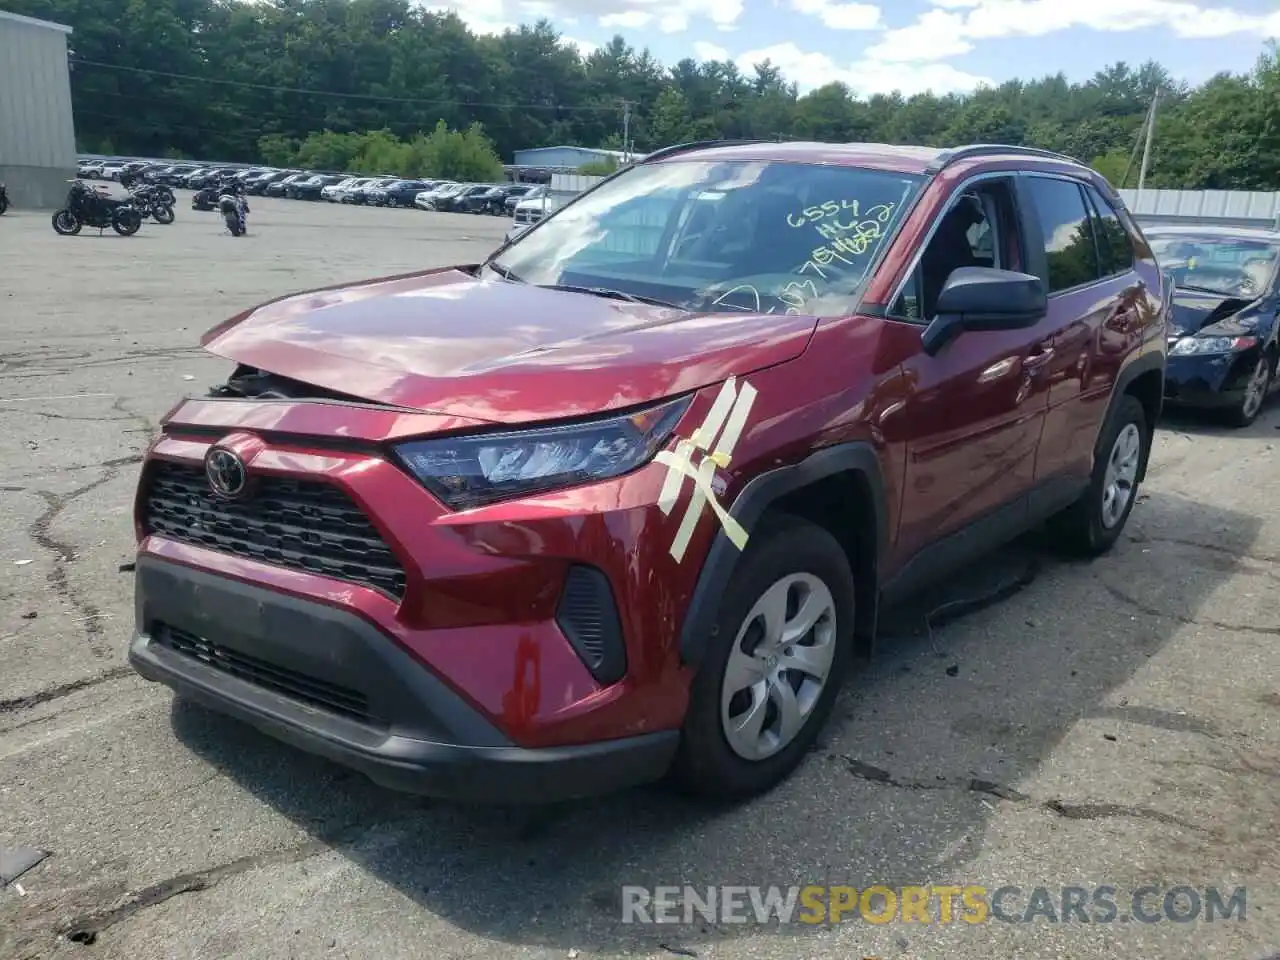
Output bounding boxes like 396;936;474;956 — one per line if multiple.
128;557;678;803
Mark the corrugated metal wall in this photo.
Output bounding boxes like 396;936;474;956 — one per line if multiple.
0;13;76;168
1119;189;1280;230
0;11;76;207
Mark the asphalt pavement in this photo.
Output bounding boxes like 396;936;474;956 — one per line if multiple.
1;196;1277;960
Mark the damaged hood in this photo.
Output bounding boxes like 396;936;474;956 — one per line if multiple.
1170;288;1257;337
202;267;820;423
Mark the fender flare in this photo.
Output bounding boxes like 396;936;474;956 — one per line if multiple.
1108;348;1166;481
677;441;889;667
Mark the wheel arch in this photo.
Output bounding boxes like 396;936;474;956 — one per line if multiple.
678;442;889;668
1113;351;1165;483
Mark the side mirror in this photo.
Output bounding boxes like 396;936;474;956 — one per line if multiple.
921;267;1048;356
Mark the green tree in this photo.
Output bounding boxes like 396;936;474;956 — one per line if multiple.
2;0;1274;189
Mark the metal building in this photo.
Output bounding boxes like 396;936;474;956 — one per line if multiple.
511;146;645;170
0;10;76;209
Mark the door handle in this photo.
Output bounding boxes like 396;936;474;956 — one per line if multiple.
1024;344;1055;371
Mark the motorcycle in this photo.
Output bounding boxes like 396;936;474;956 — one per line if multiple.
0;182;8;215
51;180;142;236
129;184;176;224
218;182;249;236
192;177;236;211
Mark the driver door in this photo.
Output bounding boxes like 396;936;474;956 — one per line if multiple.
885;177;1054;575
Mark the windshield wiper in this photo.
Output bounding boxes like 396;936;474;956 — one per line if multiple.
1177;283;1232;296
485;261;524;283
537;283;681;309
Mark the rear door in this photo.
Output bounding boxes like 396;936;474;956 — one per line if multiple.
1016;175;1147;488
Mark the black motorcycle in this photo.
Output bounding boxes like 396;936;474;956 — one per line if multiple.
52;180;142;236
218;182;249;236
0;182;8;215
129;184;176;224
193;177;238;211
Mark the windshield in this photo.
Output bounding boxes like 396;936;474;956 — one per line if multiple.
487;159;921;317
1148;233;1279;298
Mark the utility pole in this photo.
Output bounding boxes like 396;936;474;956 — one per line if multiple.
1137;86;1160;197
621;100;633;163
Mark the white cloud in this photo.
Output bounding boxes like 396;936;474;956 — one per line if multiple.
870;0;1280;63
730;41;994;96
423;0;743;35
789;0;884;30
693;40;731;60
600;9;653;27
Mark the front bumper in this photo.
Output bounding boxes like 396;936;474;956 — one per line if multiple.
129;556;679;802
1164;350;1258;408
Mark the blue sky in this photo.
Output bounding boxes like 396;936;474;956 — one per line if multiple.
428;0;1280;97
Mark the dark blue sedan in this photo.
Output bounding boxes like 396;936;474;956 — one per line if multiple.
1147;225;1280;427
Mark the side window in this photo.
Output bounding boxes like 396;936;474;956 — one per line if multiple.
1084;185;1135;278
889;180;1016;323
1024;177;1100;293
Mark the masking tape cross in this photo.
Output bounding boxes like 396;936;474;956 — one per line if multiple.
656;376;757;562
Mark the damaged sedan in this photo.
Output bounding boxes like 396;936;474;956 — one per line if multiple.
1148;225;1280;426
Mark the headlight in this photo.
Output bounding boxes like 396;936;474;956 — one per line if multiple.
1170;335;1256;356
394;396;691;509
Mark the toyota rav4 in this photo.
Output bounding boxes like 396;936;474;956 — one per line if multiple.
128;140;1168;803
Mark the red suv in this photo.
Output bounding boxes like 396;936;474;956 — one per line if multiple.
129;141;1168;802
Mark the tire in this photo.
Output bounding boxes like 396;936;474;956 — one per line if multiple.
112;208;142;236
152;203;175;224
52;210;81;235
1224;354;1271;428
672;516;855;801
224;212;242;236
0;197;8;216
1047;393;1148;556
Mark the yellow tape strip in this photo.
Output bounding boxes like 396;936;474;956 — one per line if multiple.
654;449;749;560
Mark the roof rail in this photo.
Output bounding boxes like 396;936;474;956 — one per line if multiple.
639;139;774;164
927;143;1083;173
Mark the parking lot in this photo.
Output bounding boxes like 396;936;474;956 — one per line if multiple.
1;195;1278;960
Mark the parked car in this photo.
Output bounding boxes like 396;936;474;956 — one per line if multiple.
153;164;200;186
452;184;509;214
505;191;569;242
98;162;127;181
335;178;377;203
343;177;397;205
1148;224;1280;426
433;183;492;213
506;184;546;216
246;170;292;195
368;179;430;207
127;140;1167;805
413;182;461;210
267;173;311;198
290;174;347;201
321;177;357;202
77;159;107;178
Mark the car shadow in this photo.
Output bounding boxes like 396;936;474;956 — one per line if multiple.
1158;395;1280;436
170;489;1259;954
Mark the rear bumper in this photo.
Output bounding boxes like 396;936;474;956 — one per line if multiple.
128;557;678;803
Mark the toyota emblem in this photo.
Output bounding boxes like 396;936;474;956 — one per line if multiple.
205;447;248;499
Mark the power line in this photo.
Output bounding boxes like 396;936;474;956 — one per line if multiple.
69;57;625;114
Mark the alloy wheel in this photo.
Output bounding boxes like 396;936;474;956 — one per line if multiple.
1241;357;1270;421
720;573;838;761
1101;422;1141;529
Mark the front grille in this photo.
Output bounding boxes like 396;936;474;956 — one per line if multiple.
142;459;407;599
157;623;378;724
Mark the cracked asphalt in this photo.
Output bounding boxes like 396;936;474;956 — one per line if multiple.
2;197;1279;960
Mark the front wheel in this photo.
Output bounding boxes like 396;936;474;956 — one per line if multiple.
152;203;175;224
1225;354;1272;428
0;196;8;216
672;516;855;801
112;207;142;236
52;209;81;235
1047;394;1148;556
